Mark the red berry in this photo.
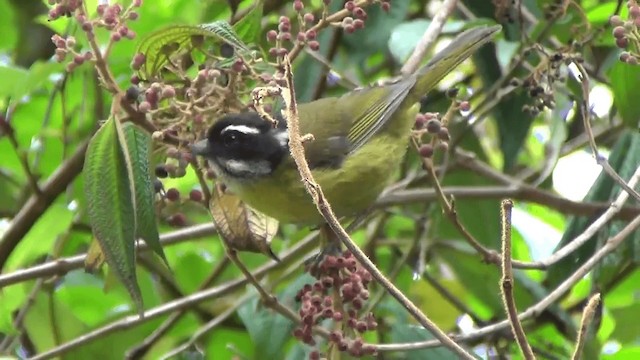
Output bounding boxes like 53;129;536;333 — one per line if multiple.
613;26;626;39
419;144;434;158
308;40;320;51
303;13;314;23
165;188;180;201
266;30;278;42
345;1;355;11
168;213;187;227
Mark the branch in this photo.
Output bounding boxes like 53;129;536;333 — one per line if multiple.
499;199;534;360
401;0;458;75
0;223;215;288
571;293;600;360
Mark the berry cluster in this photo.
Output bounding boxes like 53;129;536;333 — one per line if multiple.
413;90;469;158
294;252;377;358
266;0;392;59
611;1;640;65
267;13;320;58
48;1;142;72
510;49;579;116
51;34;92;72
414;112;451;158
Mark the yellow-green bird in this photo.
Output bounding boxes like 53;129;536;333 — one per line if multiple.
192;25;501;225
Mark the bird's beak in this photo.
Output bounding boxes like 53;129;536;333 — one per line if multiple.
191;139;210;157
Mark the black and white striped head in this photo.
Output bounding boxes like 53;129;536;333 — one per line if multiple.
191;112;289;180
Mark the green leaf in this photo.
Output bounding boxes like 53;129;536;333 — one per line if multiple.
342;0;411;65
136;22;250;78
237;274;311;359
546;131;640;288
232;1;263;43
608;61;640;128
84;117;142;312
387;19;468;63
381;299;460;360
0;61;64;102
0;66;28;98
122;123;168;266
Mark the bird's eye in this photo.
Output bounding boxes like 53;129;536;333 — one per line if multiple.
222;131;243;147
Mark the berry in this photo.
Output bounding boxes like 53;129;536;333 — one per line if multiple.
308;40;320;51
459;101;471;112
168;213;187;227
266;30;278;42
155;164;169;179
425;119;441;134
189;189;203;202
165;188;180;201
419;144;434;158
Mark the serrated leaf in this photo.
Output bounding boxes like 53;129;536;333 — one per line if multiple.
232;1;263;44
210;186;279;259
123;123;168;267
136;22;250;78
84;117;142;313
608;61;640;128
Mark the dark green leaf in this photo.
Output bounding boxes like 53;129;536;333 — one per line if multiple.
546;132;640;288
84;118;142;312
122;123;168;266
608;61;640;128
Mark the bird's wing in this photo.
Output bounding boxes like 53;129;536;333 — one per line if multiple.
341;78;415;154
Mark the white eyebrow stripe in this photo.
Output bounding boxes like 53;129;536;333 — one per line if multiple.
221;125;260;135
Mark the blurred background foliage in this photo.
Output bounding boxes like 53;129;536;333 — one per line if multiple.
1;0;640;359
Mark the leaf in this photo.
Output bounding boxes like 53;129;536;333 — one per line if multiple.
342;0;411;65
0;61;64;102
546;131;640;288
380;299;458;360
387;19;468;63
209;186;279;259
122;123;168;266
0;66;28;99
136;21;250;78
608;61;640;128
84;117;142;312
232;1;263;44
237;274;311;359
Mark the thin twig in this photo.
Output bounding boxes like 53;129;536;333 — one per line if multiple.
401;0;458;75
574;62;640;202
499;199;535;360
124;256;231;359
571;293;601;360
159;294;252;360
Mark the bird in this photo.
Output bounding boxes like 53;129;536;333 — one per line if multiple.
192;25;501;228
